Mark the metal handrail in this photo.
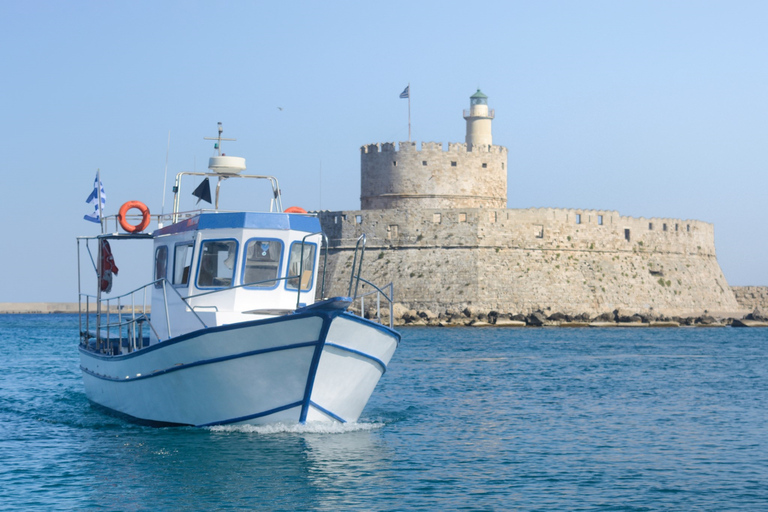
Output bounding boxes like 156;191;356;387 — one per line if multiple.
171;171;283;224
347;234;366;299
353;279;394;329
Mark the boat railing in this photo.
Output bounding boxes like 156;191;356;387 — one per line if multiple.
346;234;395;329
348;234;366;299
79;282;155;355
353;279;395;329
79;278;209;355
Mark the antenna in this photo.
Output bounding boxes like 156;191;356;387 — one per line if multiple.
158;130;170;228
204;122;237;155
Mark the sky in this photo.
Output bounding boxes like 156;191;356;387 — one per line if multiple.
1;0;766;302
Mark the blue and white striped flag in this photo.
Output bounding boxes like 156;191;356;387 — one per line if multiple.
399;85;409;99
84;172;105;223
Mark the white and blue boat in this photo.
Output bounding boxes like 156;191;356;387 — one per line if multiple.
76;126;399;427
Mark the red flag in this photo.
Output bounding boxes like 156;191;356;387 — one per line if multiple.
99;239;119;292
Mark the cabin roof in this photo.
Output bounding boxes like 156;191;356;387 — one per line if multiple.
153;212;321;237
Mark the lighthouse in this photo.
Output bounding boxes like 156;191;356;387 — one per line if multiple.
463;89;494;146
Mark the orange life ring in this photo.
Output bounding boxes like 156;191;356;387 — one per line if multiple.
118;201;151;233
284;206;307;214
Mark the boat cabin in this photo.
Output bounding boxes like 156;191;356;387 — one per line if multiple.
150;211;324;340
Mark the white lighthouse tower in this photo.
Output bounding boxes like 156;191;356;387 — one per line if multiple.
463;89;494;146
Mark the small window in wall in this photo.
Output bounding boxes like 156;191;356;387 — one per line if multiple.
687;224;691;232
433;213;441;224
393;161;397;167
649;222;654;230
154;246;168;288
451;161;457;167
624;229;631;242
675;224;679;232
459;213;467;222
663;223;668;232
597;215;604;225
355;215;362;224
387;225;399;239
173;242;194;285
576;213;582;224
489;211;497;223
287;242;316;291
422;161;427;166
197;239;237;288
501;163;505;170
482;163;487;168
535;225;544;238
242;239;283;288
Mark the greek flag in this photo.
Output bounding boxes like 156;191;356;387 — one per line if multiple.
84;172;105;223
399;85;409;99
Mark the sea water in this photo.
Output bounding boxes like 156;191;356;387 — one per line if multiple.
1;314;766;510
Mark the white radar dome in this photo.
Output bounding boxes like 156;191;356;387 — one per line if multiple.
209;156;246;174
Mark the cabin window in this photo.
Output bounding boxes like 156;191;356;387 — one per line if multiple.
242;238;283;288
173;242;194;285
196;239;238;288
286;242;317;291
154;246;168;288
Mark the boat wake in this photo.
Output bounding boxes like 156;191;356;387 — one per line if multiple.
207;420;385;435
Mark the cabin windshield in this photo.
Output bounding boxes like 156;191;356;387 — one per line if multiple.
287;242;316;291
197;240;237;288
242;238;283;288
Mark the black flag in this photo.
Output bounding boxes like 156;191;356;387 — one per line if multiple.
192;178;212;204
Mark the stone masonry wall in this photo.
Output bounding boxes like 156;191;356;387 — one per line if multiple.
318;208;744;317
360;142;507;210
731;286;768;313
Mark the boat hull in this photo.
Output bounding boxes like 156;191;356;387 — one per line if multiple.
79;310;399;426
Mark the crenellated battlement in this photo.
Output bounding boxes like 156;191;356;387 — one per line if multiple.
360;140;508;210
360;141;508;155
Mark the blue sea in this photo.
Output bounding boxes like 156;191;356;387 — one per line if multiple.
1;315;767;511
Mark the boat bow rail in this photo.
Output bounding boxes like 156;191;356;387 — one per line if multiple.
346;234;395;329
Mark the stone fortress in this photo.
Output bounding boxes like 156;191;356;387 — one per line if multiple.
318;90;764;324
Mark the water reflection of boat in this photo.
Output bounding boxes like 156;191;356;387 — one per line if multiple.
77;125;400;427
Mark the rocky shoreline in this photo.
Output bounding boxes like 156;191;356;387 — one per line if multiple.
3;302;766;328
377;306;768;328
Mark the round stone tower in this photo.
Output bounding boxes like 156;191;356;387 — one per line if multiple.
360;90;507;210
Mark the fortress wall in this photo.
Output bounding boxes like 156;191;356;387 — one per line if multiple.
317;208;742;317
360;142;507;210
731;286;768;313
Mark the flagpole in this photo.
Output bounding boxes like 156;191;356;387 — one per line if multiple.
96;168;104;234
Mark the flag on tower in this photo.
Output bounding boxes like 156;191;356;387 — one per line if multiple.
399;85;410;99
84;172;105;223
